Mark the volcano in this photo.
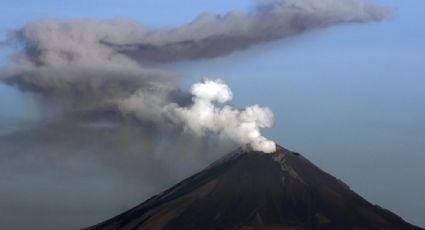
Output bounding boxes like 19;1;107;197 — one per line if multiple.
86;145;422;230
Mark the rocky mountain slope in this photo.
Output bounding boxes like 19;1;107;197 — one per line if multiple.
86;145;423;230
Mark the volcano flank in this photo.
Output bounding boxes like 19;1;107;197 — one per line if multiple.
86;145;422;230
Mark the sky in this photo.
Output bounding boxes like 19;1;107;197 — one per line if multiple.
0;0;424;229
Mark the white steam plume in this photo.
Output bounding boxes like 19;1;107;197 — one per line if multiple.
119;78;276;152
168;79;276;153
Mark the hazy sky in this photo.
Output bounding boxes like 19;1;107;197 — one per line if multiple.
0;0;424;229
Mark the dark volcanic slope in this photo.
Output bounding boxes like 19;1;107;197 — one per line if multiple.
86;145;423;230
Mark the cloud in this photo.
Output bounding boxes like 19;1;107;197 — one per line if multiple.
0;0;388;151
168;79;276;153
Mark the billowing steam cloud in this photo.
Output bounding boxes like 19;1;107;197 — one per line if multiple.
0;0;388;152
172;79;276;152
119;78;276;152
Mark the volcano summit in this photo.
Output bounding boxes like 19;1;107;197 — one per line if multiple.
86;145;422;230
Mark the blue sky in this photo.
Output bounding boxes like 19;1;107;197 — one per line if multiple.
1;0;424;227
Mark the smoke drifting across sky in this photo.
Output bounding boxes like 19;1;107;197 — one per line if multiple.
0;0;388;228
0;0;388;152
